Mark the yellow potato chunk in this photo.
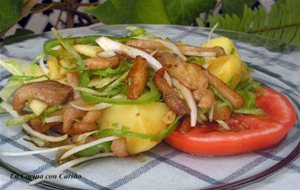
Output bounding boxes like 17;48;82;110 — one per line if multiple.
201;36;239;57
73;44;103;57
47;57;59;80
98;103;170;155
207;55;242;89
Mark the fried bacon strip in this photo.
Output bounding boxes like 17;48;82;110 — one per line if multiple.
157;53;208;92
60;107;87;134
45;102;102;135
56;109;102;135
126;39;166;53
28;118;61;133
66;72;81;99
83;56;120;70
69;110;102;135
81;110;102;123
127;39;226;58
193;89;215;109
70;122;98;136
157;53;214;109
213;105;232;121
111;138;129;158
177;44;226;57
200;67;244;109
157;52;243;109
126;56;148;100
153;65;190;115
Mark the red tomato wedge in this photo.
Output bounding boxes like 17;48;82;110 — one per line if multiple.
165;87;297;156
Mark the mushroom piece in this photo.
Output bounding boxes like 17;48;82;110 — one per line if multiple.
12;80;73;113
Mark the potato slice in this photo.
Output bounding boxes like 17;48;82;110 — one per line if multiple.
201;36;239;57
98;102;170;154
207;55;242;89
47;57;59;80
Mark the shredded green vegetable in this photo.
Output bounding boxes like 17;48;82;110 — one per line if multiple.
43;105;64;116
80;83;160;104
40;105;65;124
79;71;160;104
0;59;23;75
0;80;22;101
44;36;129;57
88;77;118;89
5;104;65;126
210;86;232;108
76;141;112;157
51;28;86;71
210;79;265;116
9;75;49;82
96;117;180;140
234;108;265;115
126;26;155;38
102;71;128;93
6;113;37;126
89;61;132;77
186;56;206;65
236;79;263;110
0;58;44;77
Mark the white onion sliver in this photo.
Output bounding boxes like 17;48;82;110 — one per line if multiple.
1;144;74;157
96;37;172;87
150;49;158;56
97;50;116;58
60;136;119;160
153;38;186;61
51;45;62;51
96;37;162;71
133;36;151;40
183;51;216;57
171;79;197;127
0;102;68;142
23;124;68;142
207;23;219;46
74;87;103;96
29;152;114;185
216;120;230;130
203;63;209;69
73;130;99;145
24;136;46;147
45;115;62;123
0;59;23;75
39;55;49;75
70;101;111;111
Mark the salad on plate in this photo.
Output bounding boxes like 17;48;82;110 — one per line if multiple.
0;27;296;184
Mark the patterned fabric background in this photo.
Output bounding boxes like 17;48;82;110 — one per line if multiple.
6;0;101;36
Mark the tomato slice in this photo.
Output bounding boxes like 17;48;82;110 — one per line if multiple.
165;87;297;156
